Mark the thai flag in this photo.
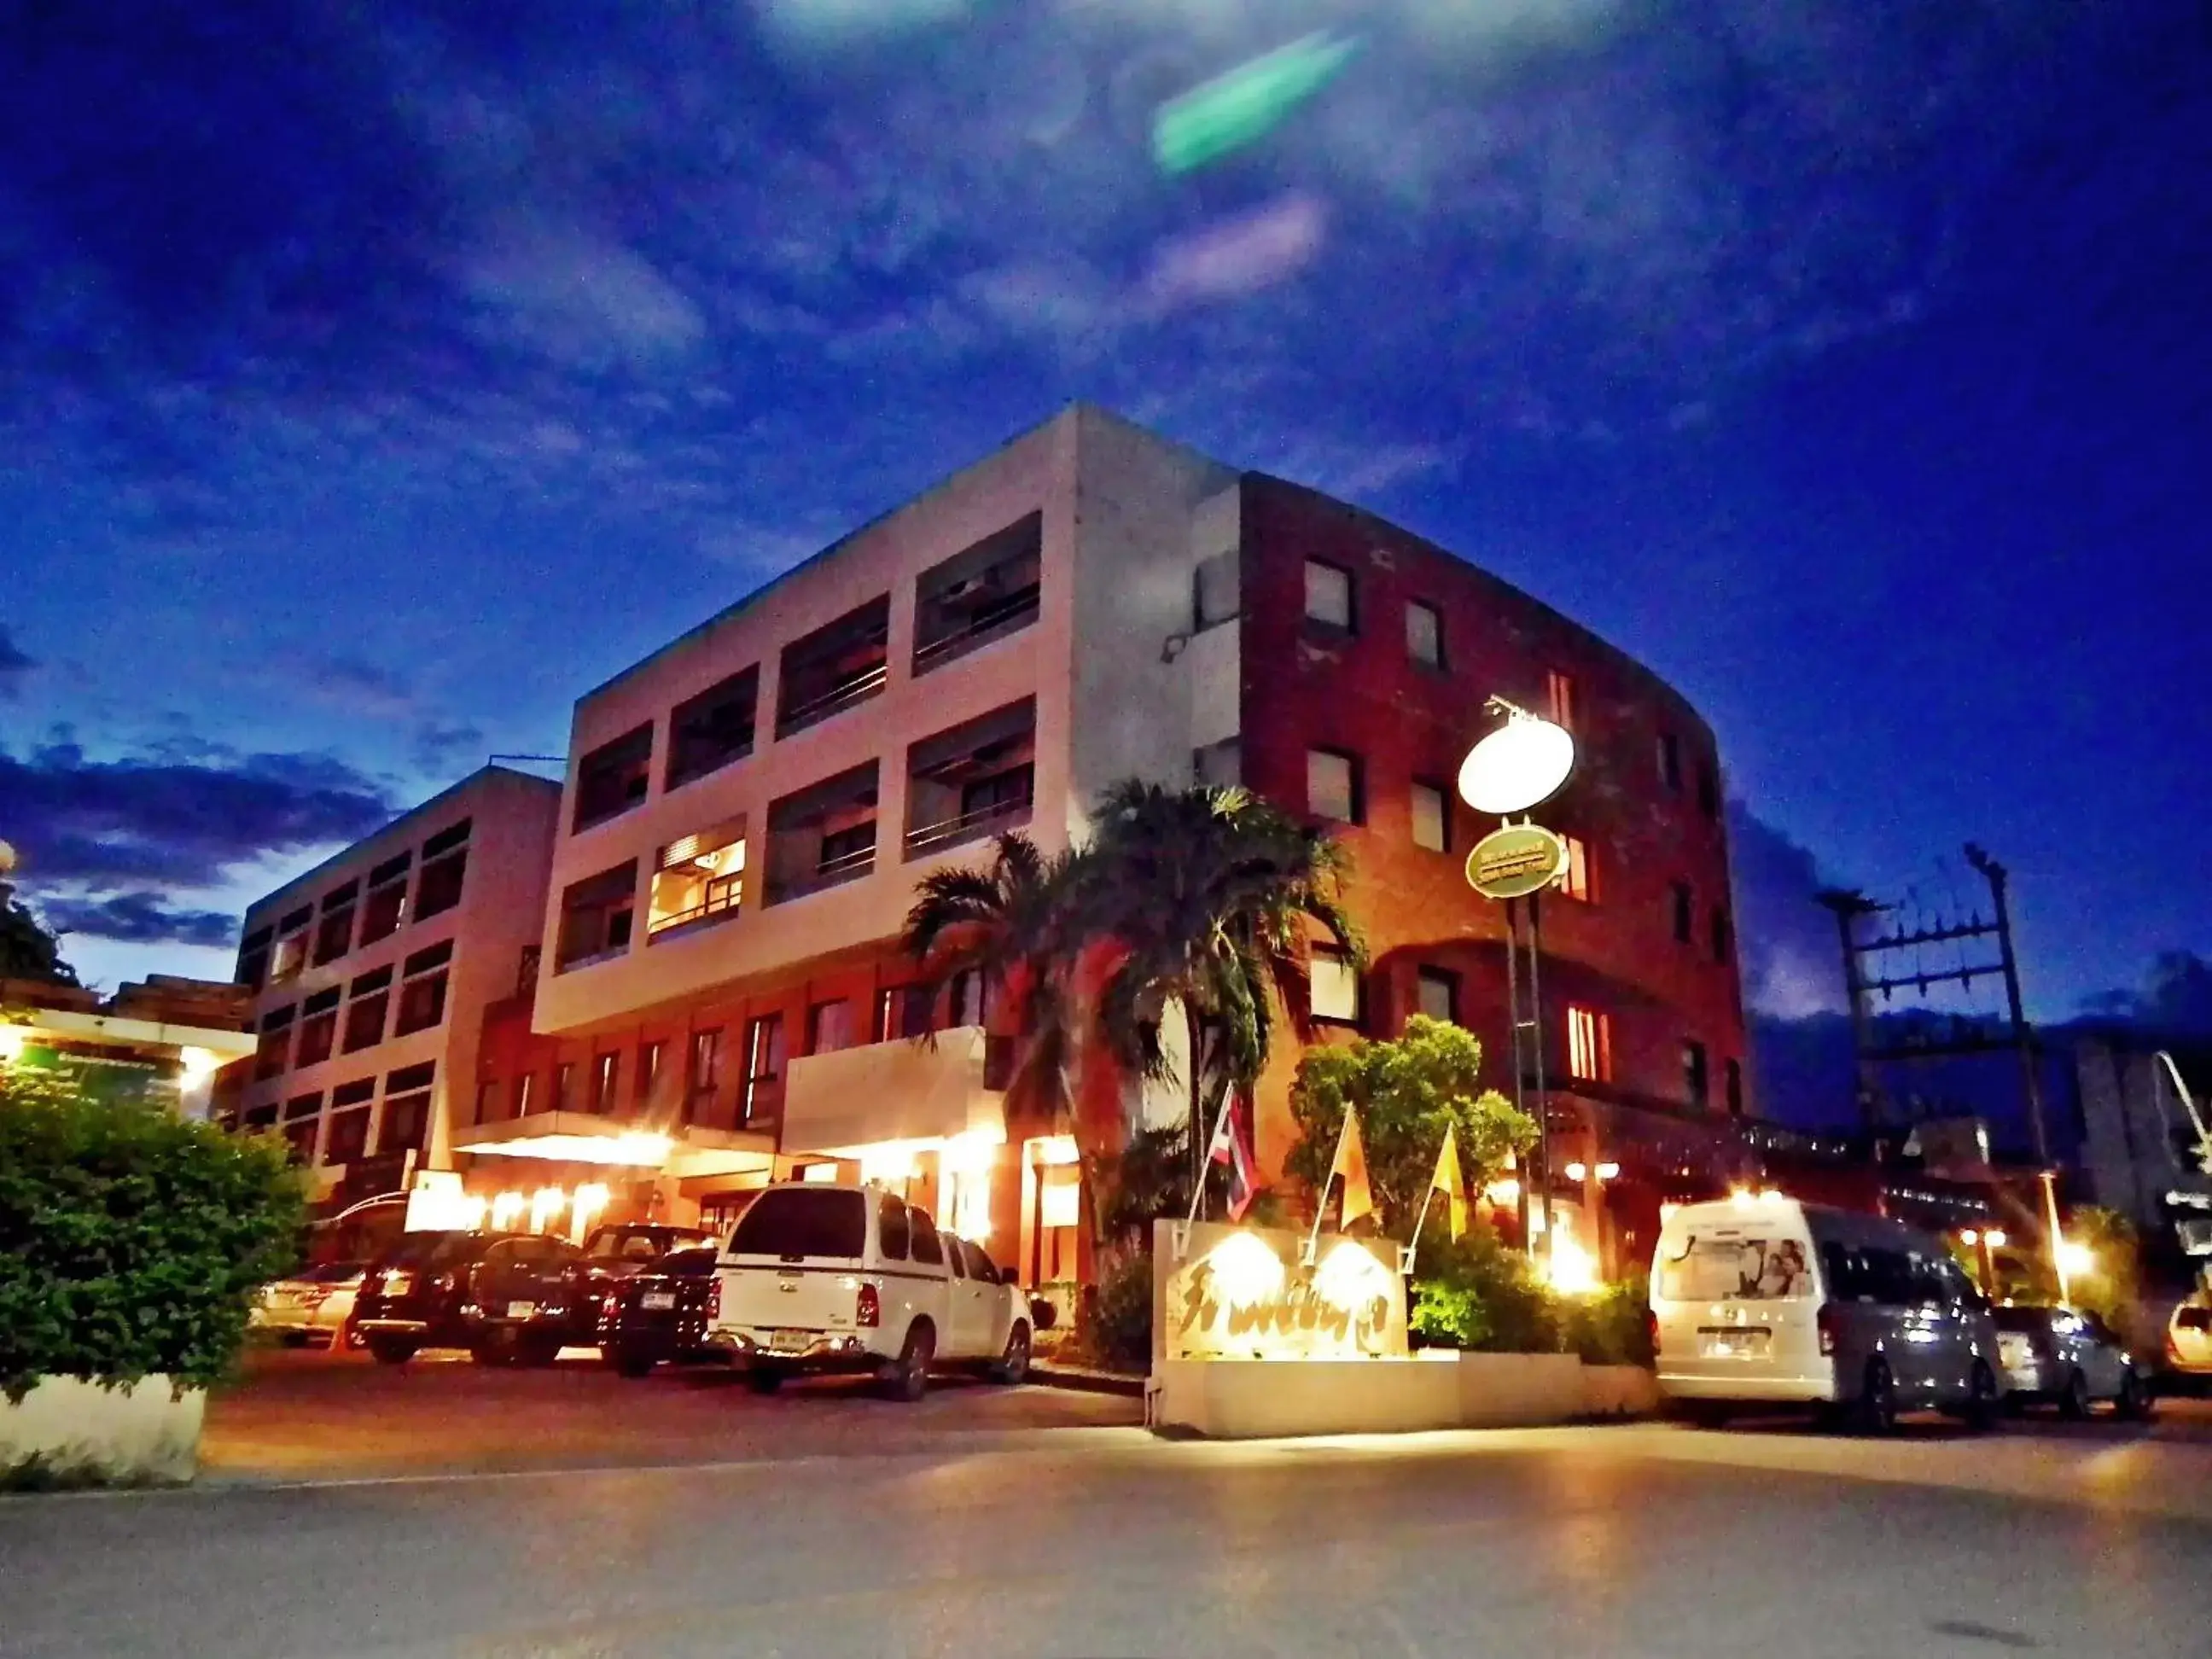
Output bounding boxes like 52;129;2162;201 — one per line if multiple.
1208;1090;1261;1222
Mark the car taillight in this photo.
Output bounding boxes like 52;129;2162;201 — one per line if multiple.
707;1278;721;1321
1646;1308;1661;1358
856;1283;881;1328
1817;1303;1838;1356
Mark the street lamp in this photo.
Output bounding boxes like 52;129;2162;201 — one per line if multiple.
1458;698;1576;1270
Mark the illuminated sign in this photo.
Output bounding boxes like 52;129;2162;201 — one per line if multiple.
1465;824;1569;900
1154;1220;1406;1363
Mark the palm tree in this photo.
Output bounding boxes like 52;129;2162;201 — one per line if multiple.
1080;781;1364;1188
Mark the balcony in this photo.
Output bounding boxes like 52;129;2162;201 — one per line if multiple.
912;513;1043;677
777;597;890;739
904;698;1036;861
647;817;746;942
764;761;880;905
780;1025;1004;1159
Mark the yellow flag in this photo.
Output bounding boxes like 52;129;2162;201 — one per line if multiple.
1430;1123;1468;1243
1330;1107;1375;1230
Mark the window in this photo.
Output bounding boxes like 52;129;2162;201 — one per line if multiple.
1559;835;1596;902
1193;550;1239;630
313;880;358;966
1725;1057;1744;1116
1710;905;1733;963
806;999;853;1055
877;1193;911;1260
1192;737;1240;789
728;1187;866;1258
1410;781;1449;852
1416;968;1458;1025
359;852;410;944
778;597;891;736
1697;760;1719;819
1567;1006;1613;1083
1309;948;1359;1023
818;821;876;878
270;906;311;982
637;1041;663;1107
323;1104;370;1166
1671;882;1694;944
1303;560;1353;631
1406;601;1443;668
342;968;392;1052
742;1015;786;1124
591;1051;620;1113
1661;1236;1816;1303
574;723;655;830
393;940;451;1036
1307;748;1361;824
331;1077;375;1110
555;1062;577;1112
254;1004;296;1080
667;667;759;790
947;969;987;1030
876;986;933;1043
296;988;341;1068
379;1087;431;1155
1684;1039;1710;1108
1657;731;1684;793
765;762;881;904
649;820;745;935
908;1206;946;1266
236;925;273;989
913;515;1044;675
415;847;466;920
281;1091;321;1164
1545;670;1578;732
676;1028;719;1122
556;861;638;970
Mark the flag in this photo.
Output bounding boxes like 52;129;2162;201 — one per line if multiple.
1329;1106;1374;1230
1209;1090;1262;1222
1429;1123;1469;1243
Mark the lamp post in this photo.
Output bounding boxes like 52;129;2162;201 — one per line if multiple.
1458;699;1577;1273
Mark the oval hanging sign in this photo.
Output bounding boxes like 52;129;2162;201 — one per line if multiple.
1466;824;1569;900
1457;717;1575;815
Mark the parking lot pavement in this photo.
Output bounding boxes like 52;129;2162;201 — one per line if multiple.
200;1346;1142;1483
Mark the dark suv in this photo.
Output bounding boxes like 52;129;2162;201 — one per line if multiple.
352;1230;597;1366
601;1245;722;1377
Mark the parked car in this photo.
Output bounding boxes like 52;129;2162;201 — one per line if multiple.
602;1246;723;1377
707;1182;1033;1399
2165;1299;2212;1377
249;1260;366;1348
582;1223;717;1279
1650;1194;2004;1432
1993;1304;2151;1417
352;1230;599;1365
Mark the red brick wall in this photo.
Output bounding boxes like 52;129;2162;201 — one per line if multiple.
1235;474;1749;1178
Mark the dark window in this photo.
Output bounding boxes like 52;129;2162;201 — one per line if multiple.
818;821;876;876
313;881;358;966
387;1061;435;1094
555;1062;576;1112
1684;1039;1710;1108
591;1051;620;1113
1303;559;1353;632
1546;670;1578;732
255;1005;296;1080
415;849;467;920
1697;760;1720;818
778;597;891;737
296;999;338;1068
961;1240;1000;1283
878;1194;911;1261
686;1028;723;1121
742;1015;785;1124
556;861;638;971
946;1238;968;1278
637;1041;663;1106
765;762;880;904
947;970;987;1029
876;986;934;1042
343;968;393;1053
236;925;273;989
1406;601;1443;668
323;1109;370;1166
270;910;311;981
1415;968;1458;1025
1658;731;1684;792
1193;550;1239;630
575;723;655;830
806;999;853;1055
1671;882;1694;944
667;668;760;790
1725;1057;1744;1116
422;819;471;860
331;1078;375;1109
360;859;409;944
282;1090;322;1123
726;1186;867;1259
381;1091;433;1157
1711;905;1733;963
913;515;1045;676
908;1207;946;1267
394;962;449;1036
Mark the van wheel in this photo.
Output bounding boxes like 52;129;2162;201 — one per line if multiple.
1856;1359;1898;1435
2059;1368;2090;1420
995;1324;1031;1385
745;1366;784;1395
1961;1361;1999;1433
366;1336;419;1366
883;1322;934;1403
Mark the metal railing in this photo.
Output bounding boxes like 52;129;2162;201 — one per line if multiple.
776;659;890;736
645;881;742;938
912;585;1041;672
765;842;876;905
903;794;1033;858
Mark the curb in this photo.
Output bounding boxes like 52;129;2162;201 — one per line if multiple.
1031;1362;1147;1398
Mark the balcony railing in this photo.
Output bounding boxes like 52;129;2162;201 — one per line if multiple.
904;793;1034;859
646;880;742;940
912;585;1042;675
777;659;890;738
767;841;876;906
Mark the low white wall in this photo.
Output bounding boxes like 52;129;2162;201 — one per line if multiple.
1150;1353;1658;1439
1;1376;205;1485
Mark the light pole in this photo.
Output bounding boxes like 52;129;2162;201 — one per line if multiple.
1458;698;1576;1274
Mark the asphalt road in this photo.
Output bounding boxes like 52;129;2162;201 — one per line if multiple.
6;1359;2211;1659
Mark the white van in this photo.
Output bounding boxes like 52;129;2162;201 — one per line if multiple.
1650;1194;2003;1431
706;1181;1033;1400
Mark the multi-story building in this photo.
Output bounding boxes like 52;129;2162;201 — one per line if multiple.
446;407;1750;1286
219;766;560;1214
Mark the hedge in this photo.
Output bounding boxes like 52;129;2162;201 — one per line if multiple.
0;1062;306;1403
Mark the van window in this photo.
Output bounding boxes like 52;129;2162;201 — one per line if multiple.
2177;1307;2211;1332
946;1237;967;1278
726;1187;866;1259
963;1241;999;1283
1656;1235;1813;1301
910;1207;946;1266
877;1194;911;1261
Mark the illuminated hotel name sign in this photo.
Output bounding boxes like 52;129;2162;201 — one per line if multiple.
1153;1220;1407;1363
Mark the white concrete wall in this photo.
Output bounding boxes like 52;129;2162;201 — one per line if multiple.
1148;1352;1658;1439
1;1376;206;1484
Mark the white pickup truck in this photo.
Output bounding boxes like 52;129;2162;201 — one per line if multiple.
707;1181;1033;1399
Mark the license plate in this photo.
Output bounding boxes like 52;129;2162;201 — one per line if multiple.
506;1301;537;1319
642;1291;675;1311
771;1330;810;1353
1698;1329;1770;1359
2000;1336;2029;1366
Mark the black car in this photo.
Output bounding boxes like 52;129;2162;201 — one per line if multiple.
601;1245;722;1377
352;1230;598;1366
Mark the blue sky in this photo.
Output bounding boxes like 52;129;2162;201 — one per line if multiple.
2;0;2207;1023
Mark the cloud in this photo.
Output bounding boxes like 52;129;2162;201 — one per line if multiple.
1727;802;1847;1019
297;655;419;720
0;625;33;698
0;739;394;890
410;722;487;777
37;891;240;950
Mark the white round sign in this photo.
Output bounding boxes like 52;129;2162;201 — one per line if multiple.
1457;718;1575;815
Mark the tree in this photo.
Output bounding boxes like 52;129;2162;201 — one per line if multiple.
1082;782;1363;1183
1285;1015;1536;1242
0;885;79;987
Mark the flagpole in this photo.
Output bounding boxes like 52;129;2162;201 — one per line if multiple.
1186;1084;1237;1228
1304;1111;1349;1266
1403;1182;1438;1277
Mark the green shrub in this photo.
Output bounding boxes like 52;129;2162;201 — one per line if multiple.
1561;1275;1655;1367
1080;1251;1155;1371
1410;1227;1563;1354
0;1065;306;1402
